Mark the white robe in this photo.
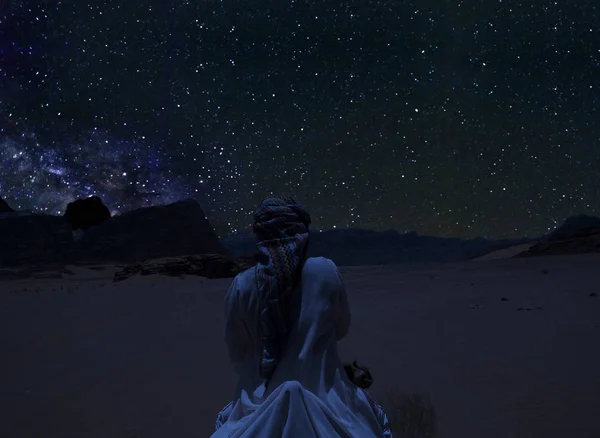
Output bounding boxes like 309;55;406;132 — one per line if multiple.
211;256;386;438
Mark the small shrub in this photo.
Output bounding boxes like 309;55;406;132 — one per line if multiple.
380;387;437;438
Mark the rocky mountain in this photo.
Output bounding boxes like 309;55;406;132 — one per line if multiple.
221;228;533;266
545;215;600;242
515;233;600;258
514;214;600;258
0;197;15;213
221;215;600;264
0;213;74;265
0;198;228;266
64;196;111;231
1;196;599;267
70;199;228;263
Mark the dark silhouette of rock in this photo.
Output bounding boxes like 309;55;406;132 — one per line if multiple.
0;214;74;266
547;215;600;242
4;199;596;268
71;198;228;263
514;232;600;258
64;196;111;231
113;254;251;282
236;254;259;268
0;197;15;213
0;199;227;266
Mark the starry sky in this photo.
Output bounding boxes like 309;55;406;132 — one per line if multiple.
1;0;599;239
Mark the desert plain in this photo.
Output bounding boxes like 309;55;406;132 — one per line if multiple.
1;252;599;438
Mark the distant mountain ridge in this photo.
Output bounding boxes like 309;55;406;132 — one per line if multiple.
0;198;227;266
220;214;600;264
220;228;534;266
1;195;598;266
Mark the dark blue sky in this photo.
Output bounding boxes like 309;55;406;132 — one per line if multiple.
0;0;599;238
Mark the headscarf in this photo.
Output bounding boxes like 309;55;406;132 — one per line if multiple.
253;195;311;381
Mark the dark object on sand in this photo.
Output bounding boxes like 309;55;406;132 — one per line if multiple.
64;196;111;231
344;360;373;389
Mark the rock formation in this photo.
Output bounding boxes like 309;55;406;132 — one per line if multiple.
70;198;228;263
513;214;600;258
0;199;227;266
546;214;600;242
0;214;74;266
64;196;111;231
0;197;15;213
515;231;600;258
221;228;532;266
113;254;252;282
236;254;259;268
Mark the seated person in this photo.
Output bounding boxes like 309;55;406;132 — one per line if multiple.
212;196;392;437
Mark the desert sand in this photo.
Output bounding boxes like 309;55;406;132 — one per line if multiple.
1;253;600;438
473;243;536;261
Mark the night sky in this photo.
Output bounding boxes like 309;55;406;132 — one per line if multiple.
1;1;599;239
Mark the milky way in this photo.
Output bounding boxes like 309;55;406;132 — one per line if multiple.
0;128;192;213
1;1;599;238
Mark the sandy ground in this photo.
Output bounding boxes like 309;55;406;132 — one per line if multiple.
473;243;535;260
1;254;600;438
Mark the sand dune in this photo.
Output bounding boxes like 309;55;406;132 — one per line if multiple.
1;254;600;438
473;243;535;260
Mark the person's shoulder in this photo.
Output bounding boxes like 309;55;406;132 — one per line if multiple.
304;256;337;269
226;266;254;296
303;257;341;283
236;264;256;282
225;266;257;310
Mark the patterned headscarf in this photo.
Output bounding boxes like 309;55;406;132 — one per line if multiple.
253;195;311;381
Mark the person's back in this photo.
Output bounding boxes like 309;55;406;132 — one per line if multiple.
259;256;351;394
211;196;389;437
224;256;349;392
